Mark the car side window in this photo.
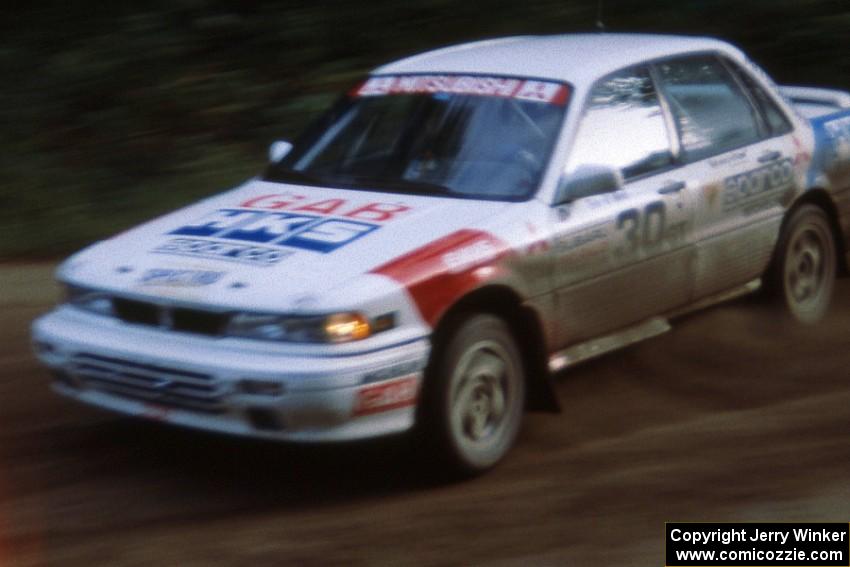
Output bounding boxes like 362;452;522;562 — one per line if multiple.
567;66;674;180
655;55;762;161
728;61;793;137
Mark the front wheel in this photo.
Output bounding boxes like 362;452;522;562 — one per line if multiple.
767;204;837;324
420;313;526;477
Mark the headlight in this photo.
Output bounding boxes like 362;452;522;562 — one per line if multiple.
226;312;374;343
323;313;371;342
63;284;114;317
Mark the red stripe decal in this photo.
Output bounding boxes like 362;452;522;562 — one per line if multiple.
371;229;511;326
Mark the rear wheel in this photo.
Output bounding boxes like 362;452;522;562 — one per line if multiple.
767;204;836;324
421;313;525;477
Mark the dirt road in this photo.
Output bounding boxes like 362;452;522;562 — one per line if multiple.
1;264;849;566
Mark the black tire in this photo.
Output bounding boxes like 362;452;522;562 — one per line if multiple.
419;313;526;477
766;204;836;324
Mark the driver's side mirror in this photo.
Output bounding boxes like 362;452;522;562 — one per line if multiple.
268;140;293;163
553;164;624;205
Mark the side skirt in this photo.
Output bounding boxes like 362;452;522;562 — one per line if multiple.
665;278;761;320
548;317;670;373
547;279;761;373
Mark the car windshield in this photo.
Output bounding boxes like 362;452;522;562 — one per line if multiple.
265;75;570;201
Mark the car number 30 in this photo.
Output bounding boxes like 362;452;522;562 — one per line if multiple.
615;201;667;257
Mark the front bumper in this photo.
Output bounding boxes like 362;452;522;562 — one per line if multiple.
32;307;430;442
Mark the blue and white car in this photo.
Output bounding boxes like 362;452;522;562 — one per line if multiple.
32;34;850;475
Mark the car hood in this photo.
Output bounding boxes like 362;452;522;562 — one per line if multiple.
59;179;510;312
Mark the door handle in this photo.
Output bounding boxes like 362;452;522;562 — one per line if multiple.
758;150;782;163
658;181;686;195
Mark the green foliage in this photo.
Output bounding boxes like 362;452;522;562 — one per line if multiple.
2;0;849;258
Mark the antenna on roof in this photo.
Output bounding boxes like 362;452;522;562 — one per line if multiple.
595;0;606;32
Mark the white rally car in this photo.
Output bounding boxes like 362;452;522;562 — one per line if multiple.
32;34;850;475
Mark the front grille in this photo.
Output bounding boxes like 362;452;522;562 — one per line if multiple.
111;297;229;336
113;298;160;326
70;353;225;413
172;307;229;335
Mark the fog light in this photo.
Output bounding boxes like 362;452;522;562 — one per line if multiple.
238;379;285;397
53;371;81;390
247;408;285;431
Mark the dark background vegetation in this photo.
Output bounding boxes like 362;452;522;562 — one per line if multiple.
2;0;849;258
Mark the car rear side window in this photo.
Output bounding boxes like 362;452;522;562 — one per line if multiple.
655;55;762;161
729;62;793;137
567;66;674;180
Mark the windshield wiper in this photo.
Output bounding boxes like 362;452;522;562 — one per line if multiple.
342;176;454;196
264;167;454;196
263;166;329;186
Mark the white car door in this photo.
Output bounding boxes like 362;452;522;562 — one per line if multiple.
549;65;694;346
652;54;800;299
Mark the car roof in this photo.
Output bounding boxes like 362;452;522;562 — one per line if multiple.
373;33;746;87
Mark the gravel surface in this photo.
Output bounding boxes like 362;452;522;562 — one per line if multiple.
2;264;849;566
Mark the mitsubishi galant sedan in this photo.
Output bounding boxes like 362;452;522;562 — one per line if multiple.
33;34;850;476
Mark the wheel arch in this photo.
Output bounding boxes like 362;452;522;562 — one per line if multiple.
425;285;560;414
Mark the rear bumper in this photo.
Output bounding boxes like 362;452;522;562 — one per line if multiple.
32;307;430;442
